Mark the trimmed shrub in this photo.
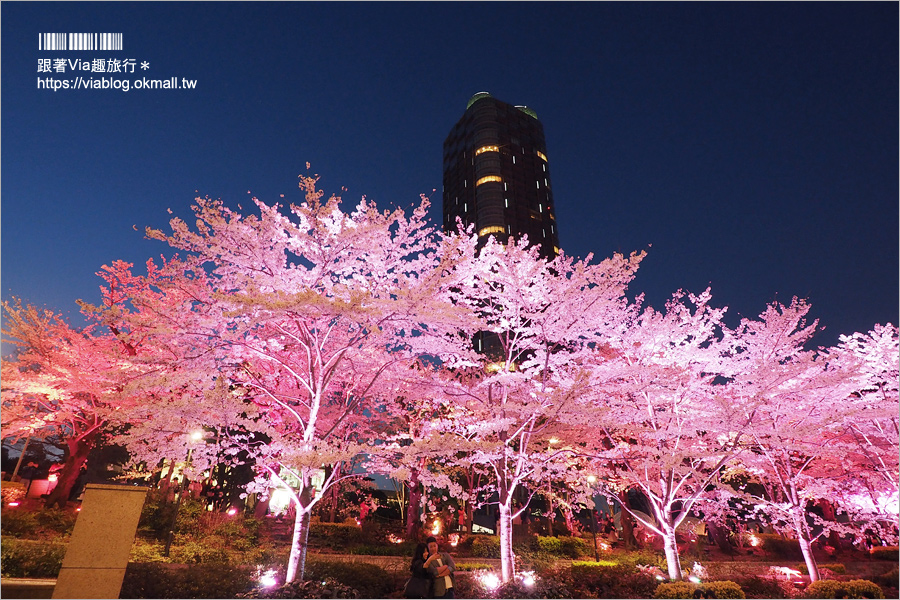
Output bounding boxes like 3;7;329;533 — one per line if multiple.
0;508;76;539
869;546;899;561
803;579;885;599
654;581;746;599
307;521;365;548
0;537;66;578
120;563;255;599
470;535;501;558
727;574;789;599
872;565;898;588
168;537;232;564
565;561;660;599
654;581;697;599
456;562;494;571
347;541;415;556
533;535;592;558
703;581;747;599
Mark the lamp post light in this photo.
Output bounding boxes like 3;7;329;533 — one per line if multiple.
586;475;600;562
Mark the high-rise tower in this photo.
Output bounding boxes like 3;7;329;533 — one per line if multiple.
442;92;560;259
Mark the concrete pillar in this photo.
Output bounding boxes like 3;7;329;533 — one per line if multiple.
52;484;148;599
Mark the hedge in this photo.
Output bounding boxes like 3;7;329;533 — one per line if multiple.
803;579;885;599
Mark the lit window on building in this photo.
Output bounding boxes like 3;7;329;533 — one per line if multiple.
512;155;516;164
536;150;548;161
554;246;560;254
476;175;502;186
478;225;505;237
475;145;499;155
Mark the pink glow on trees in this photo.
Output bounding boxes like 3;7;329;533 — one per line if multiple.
1;300;145;508
575;289;745;580
109;175;470;582
435;235;644;582
721;299;864;582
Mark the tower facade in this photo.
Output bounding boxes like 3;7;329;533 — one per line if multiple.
442;92;560;259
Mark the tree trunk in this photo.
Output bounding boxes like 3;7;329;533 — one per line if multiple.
44;430;98;509
662;525;683;580
793;509;820;582
706;520;733;553
286;486;313;582
406;468;422;540
498;502;515;583
253;494;271;519
618;490;637;549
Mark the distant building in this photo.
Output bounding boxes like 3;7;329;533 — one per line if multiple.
442;92;560;260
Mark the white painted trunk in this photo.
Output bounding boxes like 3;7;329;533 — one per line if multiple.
792;511;820;582
662;527;683;581
498;503;515;583
286;507;311;582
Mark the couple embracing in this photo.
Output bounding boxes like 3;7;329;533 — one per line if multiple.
405;536;456;599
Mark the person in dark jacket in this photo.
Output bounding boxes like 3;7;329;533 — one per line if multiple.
425;536;456;598
405;542;432;599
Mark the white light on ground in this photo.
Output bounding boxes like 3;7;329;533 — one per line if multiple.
259;569;278;588
520;571;535;587
227;507;238;516
477;572;501;590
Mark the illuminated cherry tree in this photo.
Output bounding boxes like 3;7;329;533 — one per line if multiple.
102;174;471;582
434;235;644;582
574;289;748;580
719;299;865;582
0;300;147;508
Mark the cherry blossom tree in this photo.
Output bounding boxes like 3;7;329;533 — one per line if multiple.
100;174;472;582
433;235;644;582
832;324;899;517
573;289;748;580
719;299;864;582
1;300;147;508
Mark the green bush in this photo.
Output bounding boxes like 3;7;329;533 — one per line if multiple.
703;581;746;599
0;538;66;578
456;562;494;571
565;561;660;598
0;508;77;539
168;536;232;564
533;535;592;558
305;559;393;598
803;579;885;599
129;538;171;563
120;563;255;599
347;541;415;556
797;563;846;575
653;581;747;599
654;581;698;599
759;534;803;560
236;577;360;599
727;574;789;599
869;546;899;560
307;521;365;548
872;565;898;589
470;535;501;558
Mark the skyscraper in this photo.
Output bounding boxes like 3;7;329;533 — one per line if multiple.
442;92;560;259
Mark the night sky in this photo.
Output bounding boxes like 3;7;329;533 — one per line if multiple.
2;2;897;351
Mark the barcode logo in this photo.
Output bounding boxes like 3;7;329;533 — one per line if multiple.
39;33;123;51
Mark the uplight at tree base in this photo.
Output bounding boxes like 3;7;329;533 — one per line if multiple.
476;571;500;591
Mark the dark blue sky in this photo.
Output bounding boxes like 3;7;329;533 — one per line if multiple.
2;2;897;349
